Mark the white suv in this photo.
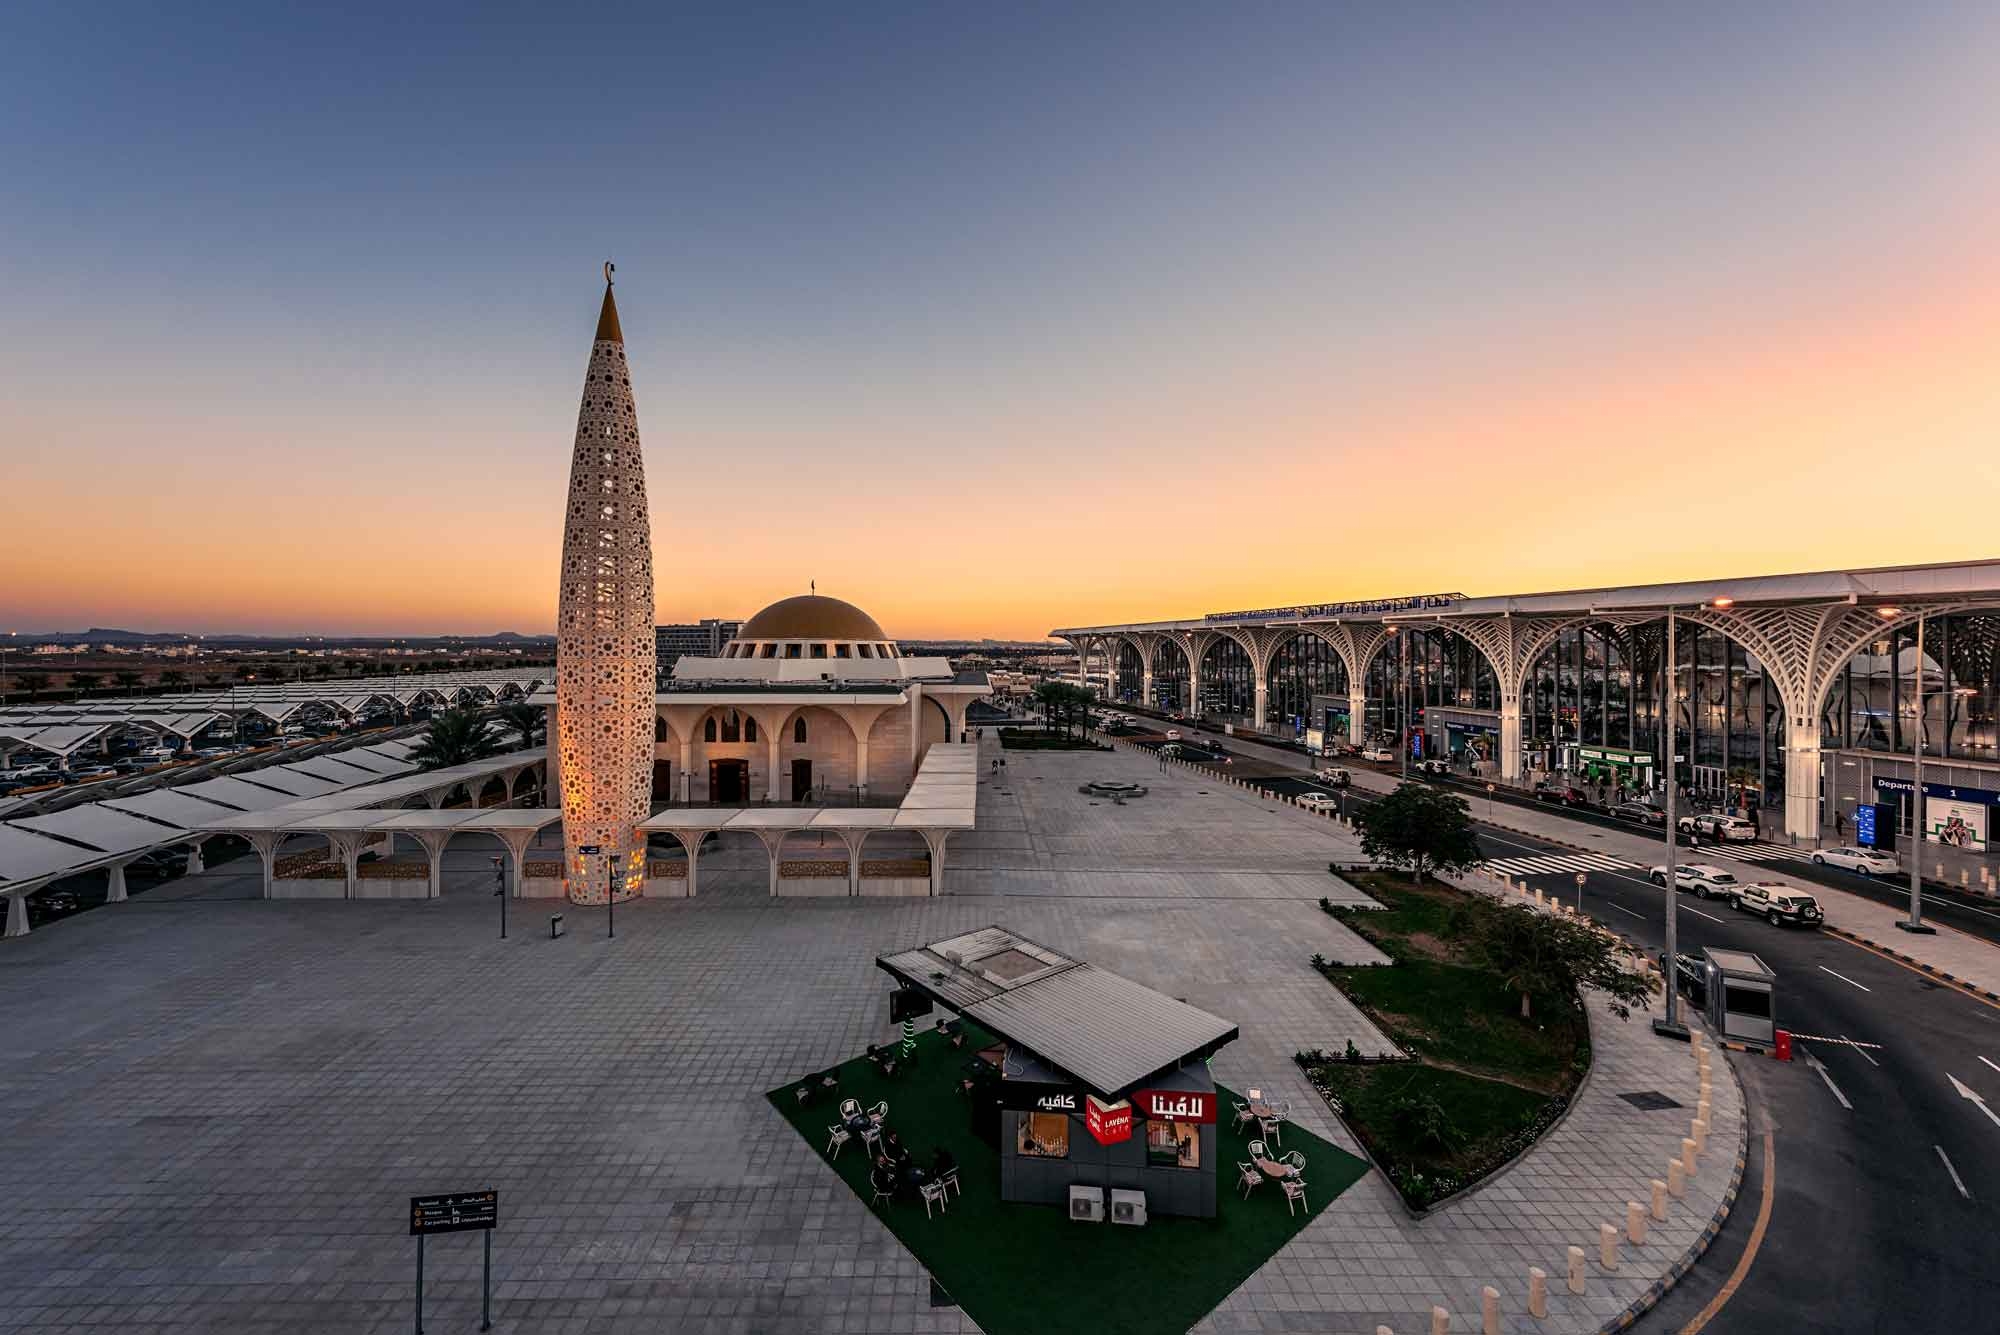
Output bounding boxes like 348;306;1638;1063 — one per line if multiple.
1647;863;1740;899
1733;883;1824;927
1678;813;1758;842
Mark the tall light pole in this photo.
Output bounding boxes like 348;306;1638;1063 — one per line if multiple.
1897;609;1936;933
1654;606;1688;1039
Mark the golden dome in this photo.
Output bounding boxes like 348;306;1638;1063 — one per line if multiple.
737;594;888;642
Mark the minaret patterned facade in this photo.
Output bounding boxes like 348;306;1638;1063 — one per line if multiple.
555;272;657;904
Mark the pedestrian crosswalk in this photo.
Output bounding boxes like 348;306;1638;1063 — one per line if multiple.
1478;851;1640;878
1692;841;1815;865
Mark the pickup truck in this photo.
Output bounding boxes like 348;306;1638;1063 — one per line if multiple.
1732;882;1824;927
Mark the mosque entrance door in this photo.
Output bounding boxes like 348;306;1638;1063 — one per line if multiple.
709;759;749;804
651;761;673;805
791;758;812;803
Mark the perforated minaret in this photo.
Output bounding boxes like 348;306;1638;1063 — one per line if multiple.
554;265;657;904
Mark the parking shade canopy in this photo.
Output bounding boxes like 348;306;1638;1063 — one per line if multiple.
877;925;1238;1101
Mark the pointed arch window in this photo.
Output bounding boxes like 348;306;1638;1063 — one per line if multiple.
703;717;717;743
721;711;741;743
794;717;808;744
744;716;759;743
654;715;668;742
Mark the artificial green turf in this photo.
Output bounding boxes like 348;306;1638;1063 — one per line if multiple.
768;1028;1368;1335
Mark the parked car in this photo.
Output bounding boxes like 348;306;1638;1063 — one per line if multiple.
1164;729;1181;741
1678;813;1758;842
1296;791;1339;813
5;762;58;780
31;888;80;915
1610;801;1667;826
66;765;119;783
137;746;181;763
1732;882;1824;927
1533;782;1586;806
1359;745;1396;763
1812;846;1899;877
1416;758;1451;777
1312;767;1352;788
1647;863;1741;899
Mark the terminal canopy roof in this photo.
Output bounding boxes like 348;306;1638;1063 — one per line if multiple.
877;925;1238;1100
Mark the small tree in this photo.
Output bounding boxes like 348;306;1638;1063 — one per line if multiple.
114;670;144;694
498;702;543;750
68;672;101;698
1352;782;1482;883
409;709;502;771
160;669;189;692
19;672;51;701
1477;904;1658;1020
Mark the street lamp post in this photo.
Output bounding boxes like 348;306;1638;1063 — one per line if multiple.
492;856;507;940
1654;607;1689;1040
1899;611;1936;934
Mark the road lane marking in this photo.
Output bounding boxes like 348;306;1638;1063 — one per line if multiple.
1949;1073;2000;1129
1605;902;1643;919
1980;1055;2000;1076
1841;1034;1879;1067
1681;904;1724;924
1818;966;1871;993
1682;1130;1775;1334
1935;1145;1972;1200
1802;1048;1852;1109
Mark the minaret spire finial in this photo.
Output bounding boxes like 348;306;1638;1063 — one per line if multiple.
604;260;615;286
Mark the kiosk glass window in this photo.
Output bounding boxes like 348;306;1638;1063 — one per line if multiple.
1018;1112;1069;1159
1723;984;1771;1019
1146;1120;1200;1169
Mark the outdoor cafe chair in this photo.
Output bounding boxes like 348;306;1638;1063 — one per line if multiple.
866;1101;889;1124
1281;1177;1308;1216
839;1097;862;1121
825;1125;852;1160
920;1179;951;1219
870;1179;895;1210
1281;1150;1306;1175
939;1167;961;1199
860;1122;884;1154
1258;1111;1286;1147
1235;1162;1264;1199
1231;1100;1258;1134
1247;1139;1269;1162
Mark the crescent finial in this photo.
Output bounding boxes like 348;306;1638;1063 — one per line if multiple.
604;260;615;286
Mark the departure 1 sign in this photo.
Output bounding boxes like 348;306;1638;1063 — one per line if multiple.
410;1190;498;1235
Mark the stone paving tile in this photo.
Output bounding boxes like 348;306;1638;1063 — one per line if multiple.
0;738;1738;1334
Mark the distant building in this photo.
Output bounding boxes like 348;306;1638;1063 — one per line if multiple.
655;619;742;674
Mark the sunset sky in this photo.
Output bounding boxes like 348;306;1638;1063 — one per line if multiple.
5;3;1998;640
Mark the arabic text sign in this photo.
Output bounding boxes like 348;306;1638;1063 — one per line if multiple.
410;1190;498;1236
1135;1088;1216;1124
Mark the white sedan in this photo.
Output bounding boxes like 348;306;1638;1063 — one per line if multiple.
1812;845;1899;877
1296;791;1339;813
1360;746;1396;763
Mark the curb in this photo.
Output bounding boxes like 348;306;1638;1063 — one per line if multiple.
1594;1061;1752;1335
1821;925;2000;1003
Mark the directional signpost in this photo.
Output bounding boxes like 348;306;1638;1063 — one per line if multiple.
410;1190;498;1334
1575;871;1586;914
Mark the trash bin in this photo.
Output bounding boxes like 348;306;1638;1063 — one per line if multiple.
550;913;565;939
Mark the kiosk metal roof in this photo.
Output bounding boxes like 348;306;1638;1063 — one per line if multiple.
877;925;1238;1098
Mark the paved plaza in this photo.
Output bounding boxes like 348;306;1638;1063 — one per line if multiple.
0;739;1739;1334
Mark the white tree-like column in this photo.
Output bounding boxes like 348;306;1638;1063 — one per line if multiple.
555;266;657;904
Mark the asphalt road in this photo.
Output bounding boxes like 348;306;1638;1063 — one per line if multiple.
1112;715;2000;1331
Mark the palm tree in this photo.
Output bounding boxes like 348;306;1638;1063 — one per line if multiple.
160;669;189;692
68;672;100;698
409;709;503;771
19;671;50;701
113;670;144;695
498;702;544;750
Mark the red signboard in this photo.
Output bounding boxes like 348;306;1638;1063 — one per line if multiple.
1135;1088;1216;1124
1085;1095;1132;1145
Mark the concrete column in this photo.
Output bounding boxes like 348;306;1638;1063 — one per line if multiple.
754;829;787;896
247;832;285;899
1141;668;1154;710
1782;711;1820;841
494;828;541;898
327;833;369;899
1252;675;1268;731
840;831;863;896
681;830;702;897
920;829;953;897
1500;694;1523;783
1188;659;1203;718
1348;687;1367;746
105;862;129;904
424;788;447;809
767;732;784;802
411;831;454;899
5;890;29;938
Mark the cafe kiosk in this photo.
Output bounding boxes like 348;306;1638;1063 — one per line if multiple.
877;926;1239;1222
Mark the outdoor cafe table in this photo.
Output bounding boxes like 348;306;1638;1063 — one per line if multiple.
1252;1153;1298;1181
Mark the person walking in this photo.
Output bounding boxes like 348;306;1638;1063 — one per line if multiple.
1834;810;1846;839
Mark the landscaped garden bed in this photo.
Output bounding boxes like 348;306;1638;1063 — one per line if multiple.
1301;869;1610;1210
768;1026;1368;1335
998;727;1110;751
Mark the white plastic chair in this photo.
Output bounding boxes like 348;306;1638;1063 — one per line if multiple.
939;1167;961;1199
838;1097;862;1121
1282;1177;1308;1215
1281;1149;1306;1175
920;1180;951;1219
1247;1139;1269;1162
1235;1162;1263;1199
825;1125;851;1159
1231;1100;1257;1133
866;1100;888;1124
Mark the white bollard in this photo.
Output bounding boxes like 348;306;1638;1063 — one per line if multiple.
1528;1267;1548;1318
1431;1305;1450;1335
1682;1137;1699;1177
1599;1222;1619;1270
1567;1245;1586;1294
1627;1200;1647;1245
1482;1285;1500;1335
1650;1178;1669;1220
1693;1117;1710;1155
1667;1158;1686;1198
1698;1096;1712;1125
1377;1328;1394;1335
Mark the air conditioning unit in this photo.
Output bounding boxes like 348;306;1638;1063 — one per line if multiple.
1109;1188;1147;1226
1068;1185;1105;1223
